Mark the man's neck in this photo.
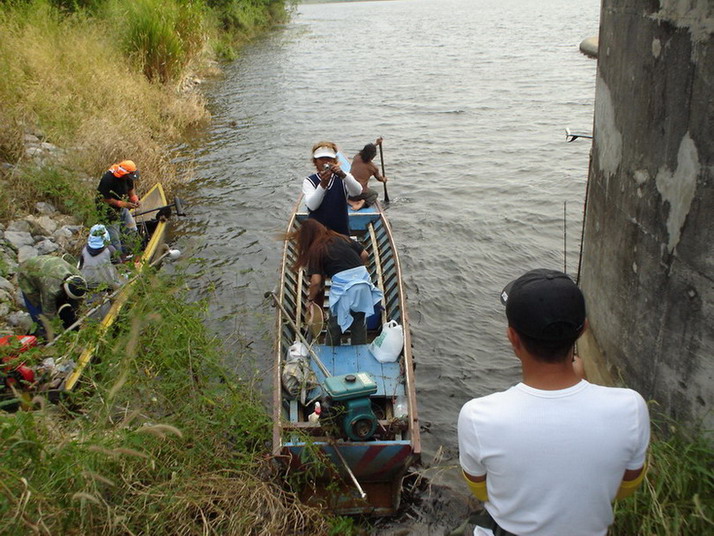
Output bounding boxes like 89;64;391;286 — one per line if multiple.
520;355;582;390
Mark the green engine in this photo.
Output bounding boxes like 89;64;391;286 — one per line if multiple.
323;372;378;441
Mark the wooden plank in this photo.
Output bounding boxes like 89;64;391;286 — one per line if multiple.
289;399;299;421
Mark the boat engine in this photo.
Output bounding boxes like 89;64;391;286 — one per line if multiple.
323;372;378;441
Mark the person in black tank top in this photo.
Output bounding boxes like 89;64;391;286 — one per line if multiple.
285;219;382;346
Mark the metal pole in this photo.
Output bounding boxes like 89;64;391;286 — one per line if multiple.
331;441;367;500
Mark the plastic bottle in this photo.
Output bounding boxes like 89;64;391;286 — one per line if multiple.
394;395;408;418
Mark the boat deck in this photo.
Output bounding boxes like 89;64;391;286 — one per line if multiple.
309;344;405;399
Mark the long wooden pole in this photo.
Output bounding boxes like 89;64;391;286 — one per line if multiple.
378;142;390;204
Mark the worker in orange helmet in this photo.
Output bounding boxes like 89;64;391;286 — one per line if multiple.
96;160;141;259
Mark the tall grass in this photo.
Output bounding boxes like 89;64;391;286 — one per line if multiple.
0;0;211;222
612;420;713;535
0;272;332;534
108;0;207;83
0;0;290;225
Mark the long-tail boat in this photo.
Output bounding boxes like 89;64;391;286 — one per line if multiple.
271;196;420;516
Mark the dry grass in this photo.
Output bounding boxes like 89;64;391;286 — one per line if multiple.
0;1;210;220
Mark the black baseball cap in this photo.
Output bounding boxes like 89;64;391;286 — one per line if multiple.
500;269;585;342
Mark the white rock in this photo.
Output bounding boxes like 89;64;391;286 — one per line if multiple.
25;214;58;236
35;240;59;255
0;251;18;276
17;245;39;264
0;289;12;318
53;226;73;240
6;311;32;332
35;202;57;215
0;276;13;293
7;220;32;233
4;231;35;250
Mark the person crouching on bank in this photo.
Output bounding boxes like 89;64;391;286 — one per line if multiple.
96;159;141;258
18;255;88;337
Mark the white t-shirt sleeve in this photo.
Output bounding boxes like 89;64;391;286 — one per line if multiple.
458;401;487;477
343;172;363;196
303;177;326;211
474;528;495;536
627;392;651;469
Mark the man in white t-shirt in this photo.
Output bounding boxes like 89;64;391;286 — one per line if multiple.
458;269;650;536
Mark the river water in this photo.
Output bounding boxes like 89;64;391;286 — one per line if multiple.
176;0;600;528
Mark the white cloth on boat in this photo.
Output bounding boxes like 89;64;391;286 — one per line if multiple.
328;266;383;333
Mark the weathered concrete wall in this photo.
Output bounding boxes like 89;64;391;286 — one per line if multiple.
581;0;713;429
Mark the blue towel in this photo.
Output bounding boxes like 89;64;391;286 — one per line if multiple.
329;266;384;333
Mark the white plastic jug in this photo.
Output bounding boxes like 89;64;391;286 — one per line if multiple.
369;320;404;363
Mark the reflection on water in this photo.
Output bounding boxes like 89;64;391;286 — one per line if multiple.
174;0;599;514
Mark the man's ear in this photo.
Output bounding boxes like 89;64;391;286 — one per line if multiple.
507;326;520;350
578;318;589;338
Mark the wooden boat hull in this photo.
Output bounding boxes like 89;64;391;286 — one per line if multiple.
61;183;169;393
272;198;420;516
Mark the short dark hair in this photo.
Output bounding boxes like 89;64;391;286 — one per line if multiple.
514;329;580;363
359;143;377;163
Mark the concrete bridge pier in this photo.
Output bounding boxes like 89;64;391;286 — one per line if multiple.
580;0;713;429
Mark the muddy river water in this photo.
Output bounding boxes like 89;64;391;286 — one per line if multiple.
174;0;600;531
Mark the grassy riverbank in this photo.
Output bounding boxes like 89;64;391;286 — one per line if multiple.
0;1;345;534
0;0;293;224
0;272;332;534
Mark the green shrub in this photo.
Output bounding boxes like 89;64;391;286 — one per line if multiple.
12;165;96;223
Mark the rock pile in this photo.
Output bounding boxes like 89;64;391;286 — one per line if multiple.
0;201;84;335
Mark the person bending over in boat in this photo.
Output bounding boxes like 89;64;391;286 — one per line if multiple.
96;159;141;259
348;137;388;211
458;269;650;536
288;219;383;346
79;224;125;292
18;255;88;338
303;141;362;237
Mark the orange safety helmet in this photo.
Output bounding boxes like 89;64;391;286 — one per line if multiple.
109;160;138;179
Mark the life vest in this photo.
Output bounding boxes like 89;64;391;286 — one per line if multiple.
307;173;350;236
